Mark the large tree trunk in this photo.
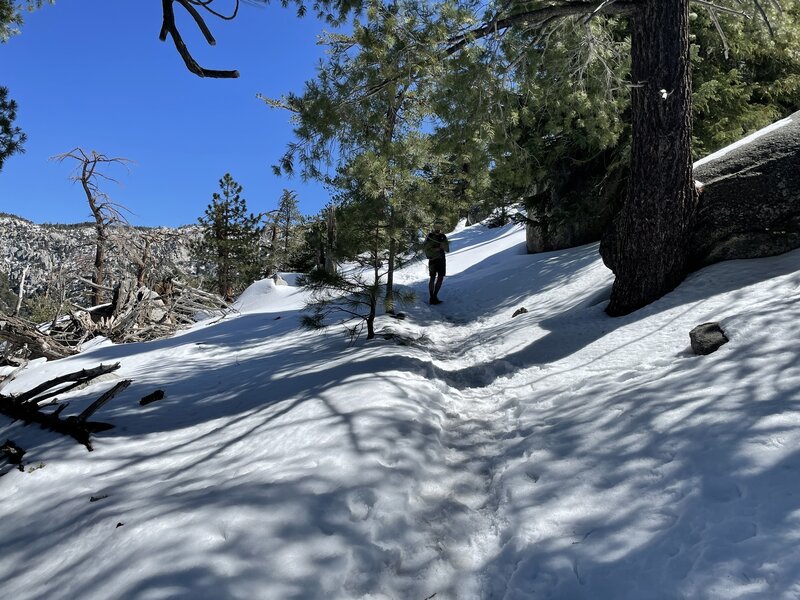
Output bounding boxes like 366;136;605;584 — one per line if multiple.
600;0;696;316
325;206;337;275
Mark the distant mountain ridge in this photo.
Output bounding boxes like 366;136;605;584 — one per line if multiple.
0;213;200;301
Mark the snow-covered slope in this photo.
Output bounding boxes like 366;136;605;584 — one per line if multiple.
2;221;800;599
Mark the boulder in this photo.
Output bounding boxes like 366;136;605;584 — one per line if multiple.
689;322;729;355
526;152;622;253
689;110;800;268
526;110;800;269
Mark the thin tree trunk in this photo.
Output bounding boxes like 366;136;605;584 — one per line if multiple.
367;287;377;340
82;164;108;307
385;206;396;313
381;86;403;314
368;211;381;338
366;313;375;339
282;206;289;269
136;238;151;288
13;266;28;317
601;0;696;316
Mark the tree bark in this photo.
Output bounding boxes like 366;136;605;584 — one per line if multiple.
92;224;108;307
385;208;397;313
367;295;376;340
0;366;129;451
84;170;108;307
325;206;337;275
601;0;696;316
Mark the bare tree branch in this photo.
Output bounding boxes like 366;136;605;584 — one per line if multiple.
159;0;240;78
751;0;775;35
707;6;731;58
692;0;750;17
446;1;638;54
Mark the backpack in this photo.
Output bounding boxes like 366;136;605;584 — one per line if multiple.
424;234;441;259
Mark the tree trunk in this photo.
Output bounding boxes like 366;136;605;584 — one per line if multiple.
325;206;337;275
367;292;376;340
600;0;696;316
13;265;28;317
92;226;107;307
384;205;396;313
84;170;108;307
136;238;151;287
282;206;290;270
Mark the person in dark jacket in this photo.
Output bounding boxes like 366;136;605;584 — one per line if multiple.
422;218;450;305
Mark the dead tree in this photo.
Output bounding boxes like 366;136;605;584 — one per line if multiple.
52;148;132;307
1;277;231;363
0;362;131;451
12;265;28;317
53;278;232;345
115;227;187;289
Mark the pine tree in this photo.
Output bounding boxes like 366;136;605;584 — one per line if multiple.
258;0;789;315
0;270;18;314
266;4;451;313
691;3;800;157
0;0;51;42
0;86;26;173
270;189;305;272
194;173;264;301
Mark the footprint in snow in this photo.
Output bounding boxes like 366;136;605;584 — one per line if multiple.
702;478;742;503
615;371;639;383
347;488;377;521
717;520;757;543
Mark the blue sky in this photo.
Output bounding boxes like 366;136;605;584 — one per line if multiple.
0;0;335;226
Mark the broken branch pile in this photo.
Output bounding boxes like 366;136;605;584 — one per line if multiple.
1;278;232;363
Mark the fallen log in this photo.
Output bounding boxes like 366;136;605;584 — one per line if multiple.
0;314;77;361
139;389;165;406
0;398;117;450
0;363;131;451
13;363;121;406
76;380;131;422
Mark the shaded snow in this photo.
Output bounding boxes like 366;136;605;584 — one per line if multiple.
2;221;800;599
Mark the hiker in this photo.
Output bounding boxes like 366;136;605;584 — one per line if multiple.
423;218;450;305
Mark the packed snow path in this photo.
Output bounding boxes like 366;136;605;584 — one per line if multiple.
3;222;800;599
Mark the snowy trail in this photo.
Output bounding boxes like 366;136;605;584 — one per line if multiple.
387;223;800;598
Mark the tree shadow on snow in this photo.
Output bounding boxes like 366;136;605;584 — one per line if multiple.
472;323;800;598
421;247;800;390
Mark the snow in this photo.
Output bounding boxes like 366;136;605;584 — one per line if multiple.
693;114;794;168
3;220;800;599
